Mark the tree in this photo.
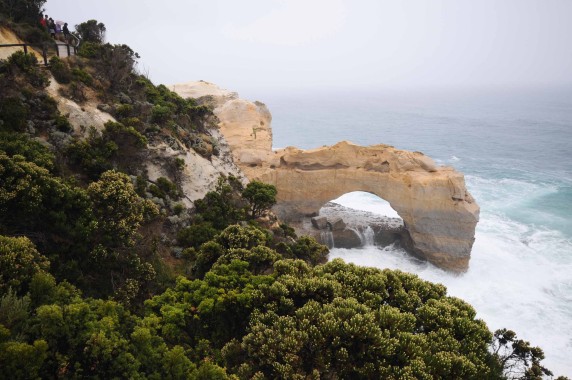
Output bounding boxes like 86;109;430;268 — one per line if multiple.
87;170;158;253
100;44;140;90
75;19;106;43
242;180;277;219
492;328;554;379
0;235;49;296
224;259;496;379
0;0;46;23
194;176;246;229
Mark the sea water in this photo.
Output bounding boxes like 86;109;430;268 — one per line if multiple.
261;86;572;375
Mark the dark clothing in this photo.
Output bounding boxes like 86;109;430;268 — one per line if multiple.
63;25;70;37
49;20;56;38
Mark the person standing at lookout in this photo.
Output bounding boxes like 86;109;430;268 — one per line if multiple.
63;23;70;44
55;22;62;40
48;18;56;39
39;14;47;29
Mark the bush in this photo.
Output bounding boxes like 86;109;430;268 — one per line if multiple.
217;224;267;250
194;176;247;230
0;97;28;131
49;56;72;84
77;41;101;58
7;50;37;71
291;235;329;265
75;19;106;43
115;103;134;117
72;67;93;86
151;104;173;123
0;235;50;296
177;222;218;249
156;177;180;199
3;51;48;87
0;132;55;169
242;180;277;219
54;114;72;132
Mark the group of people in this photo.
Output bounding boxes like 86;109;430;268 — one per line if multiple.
39;14;71;44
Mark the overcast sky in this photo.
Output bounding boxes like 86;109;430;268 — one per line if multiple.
45;0;572;97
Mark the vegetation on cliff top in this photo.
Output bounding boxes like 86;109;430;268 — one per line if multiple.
0;6;568;379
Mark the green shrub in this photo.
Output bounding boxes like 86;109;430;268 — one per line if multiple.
66;138;117;179
174;157;185;171
148;184;163;199
67;81;86;102
291;235;329;265
0;235;50;296
194;176;247;229
103;121;147;147
135;175;147;196
242;180;277;218
0;97;28;131
115;104;133;117
54;114;72;132
3;51;48;87
173;203;185;215
72;67;93;86
278;223;297;238
0;132;54;170
151;104;173;123
7;50;36;71
120;117;142;128
75;19;106;43
177;222;218;249
217;224;267;250
77;41;101;58
156;177;179;199
49;56;72;84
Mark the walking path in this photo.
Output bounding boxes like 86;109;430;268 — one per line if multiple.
55;40;76;57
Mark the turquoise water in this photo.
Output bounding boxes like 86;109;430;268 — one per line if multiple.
262;86;572;375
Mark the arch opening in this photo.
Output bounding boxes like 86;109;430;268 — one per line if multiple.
308;191;407;250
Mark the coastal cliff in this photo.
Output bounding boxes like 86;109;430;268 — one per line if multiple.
171;81;480;272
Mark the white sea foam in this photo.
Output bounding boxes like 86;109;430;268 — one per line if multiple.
268;87;572;376
328;189;572;375
332;192;401;219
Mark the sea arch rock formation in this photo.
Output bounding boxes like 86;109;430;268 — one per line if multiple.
172;81;479;272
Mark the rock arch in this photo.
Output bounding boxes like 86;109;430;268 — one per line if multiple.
171;81;479;272
252;142;479;272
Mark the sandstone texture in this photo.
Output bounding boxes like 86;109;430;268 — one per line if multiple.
46;79;116;136
171;81;480;272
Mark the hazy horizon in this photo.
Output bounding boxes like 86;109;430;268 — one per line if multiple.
44;0;572;99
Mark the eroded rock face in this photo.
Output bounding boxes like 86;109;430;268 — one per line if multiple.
171;81;480;272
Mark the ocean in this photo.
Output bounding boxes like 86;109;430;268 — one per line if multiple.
260;86;572;375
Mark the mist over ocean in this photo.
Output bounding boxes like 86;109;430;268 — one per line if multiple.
263;86;572;375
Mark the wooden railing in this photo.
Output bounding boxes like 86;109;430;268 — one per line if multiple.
1;40;79;66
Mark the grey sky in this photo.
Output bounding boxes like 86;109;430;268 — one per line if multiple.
45;0;572;96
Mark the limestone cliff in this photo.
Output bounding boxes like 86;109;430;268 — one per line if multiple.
44;77;245;207
172;81;480;272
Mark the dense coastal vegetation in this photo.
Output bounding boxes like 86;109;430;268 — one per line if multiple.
0;2;567;378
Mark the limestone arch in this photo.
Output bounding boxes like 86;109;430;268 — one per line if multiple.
169;83;479;271
251;142;479;272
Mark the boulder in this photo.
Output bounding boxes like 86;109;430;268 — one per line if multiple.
327;217;346;231
311;216;328;230
332;229;362;249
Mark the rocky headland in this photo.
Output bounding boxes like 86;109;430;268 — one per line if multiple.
171;81;480;272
